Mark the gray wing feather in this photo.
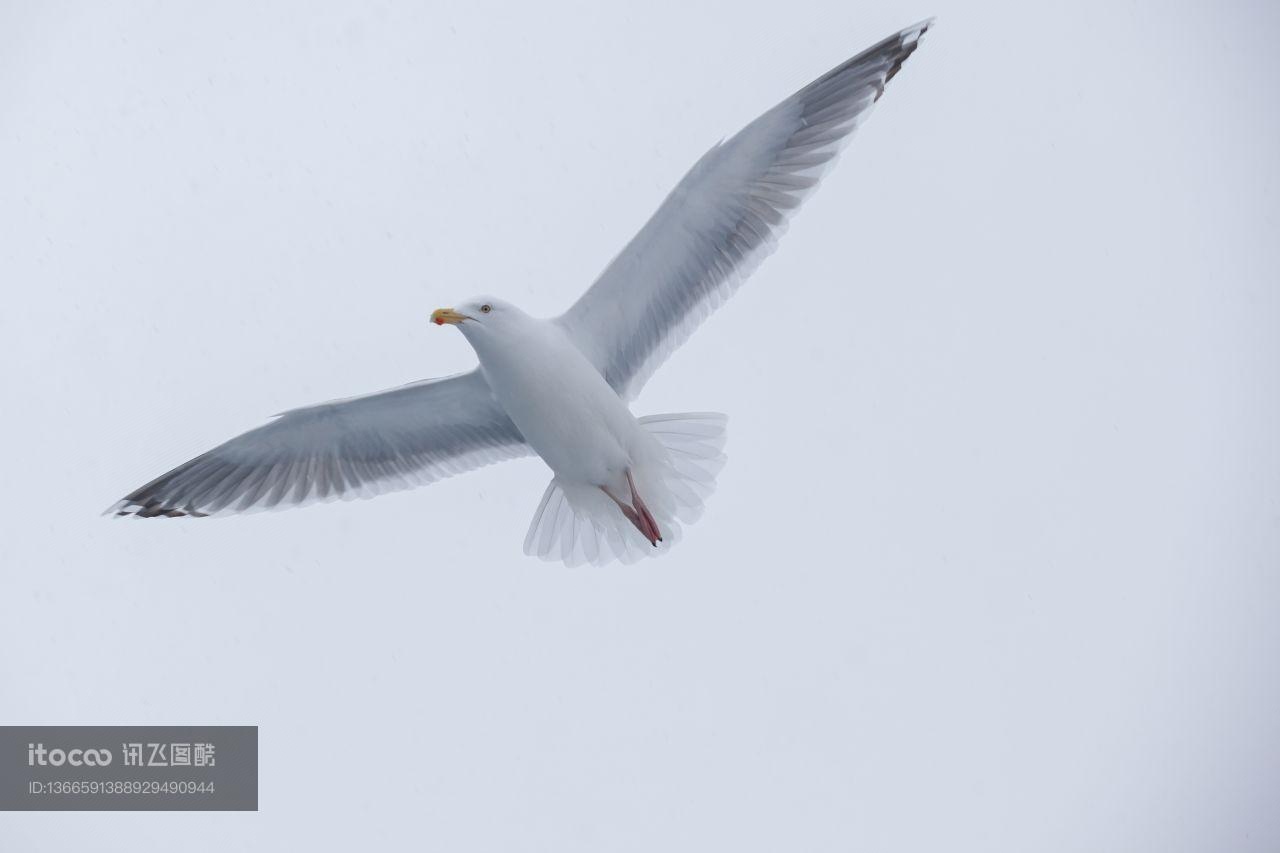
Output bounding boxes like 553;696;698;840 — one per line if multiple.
109;369;529;517
556;20;930;400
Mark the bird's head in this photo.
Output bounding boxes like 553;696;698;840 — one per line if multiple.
430;297;528;342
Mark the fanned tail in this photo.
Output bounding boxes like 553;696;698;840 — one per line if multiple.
523;413;727;566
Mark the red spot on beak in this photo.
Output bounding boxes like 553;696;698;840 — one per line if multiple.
433;318;444;325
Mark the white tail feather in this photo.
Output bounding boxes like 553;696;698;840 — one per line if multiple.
523;413;727;566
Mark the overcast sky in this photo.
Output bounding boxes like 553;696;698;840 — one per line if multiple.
2;1;1277;850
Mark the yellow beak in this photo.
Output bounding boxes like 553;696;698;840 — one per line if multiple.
430;307;469;326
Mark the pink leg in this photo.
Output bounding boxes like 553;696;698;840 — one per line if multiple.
599;470;663;547
627;470;663;544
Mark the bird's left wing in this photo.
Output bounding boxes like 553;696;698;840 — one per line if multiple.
109;369;529;517
556;20;930;400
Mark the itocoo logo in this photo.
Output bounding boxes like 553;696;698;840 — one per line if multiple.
27;743;113;767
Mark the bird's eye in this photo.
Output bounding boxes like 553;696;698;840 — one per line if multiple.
480;304;492;314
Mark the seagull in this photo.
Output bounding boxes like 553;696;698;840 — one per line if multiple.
110;21;931;565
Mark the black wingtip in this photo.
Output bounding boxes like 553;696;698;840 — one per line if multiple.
107;498;209;518
876;19;933;100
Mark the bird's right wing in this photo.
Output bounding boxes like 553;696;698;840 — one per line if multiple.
557;20;930;400
109;369;529;517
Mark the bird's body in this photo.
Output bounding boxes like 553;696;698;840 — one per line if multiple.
461;303;642;494
109;20;932;565
447;299;717;558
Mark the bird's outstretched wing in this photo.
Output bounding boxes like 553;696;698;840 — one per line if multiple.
109;370;529;517
556;20;930;400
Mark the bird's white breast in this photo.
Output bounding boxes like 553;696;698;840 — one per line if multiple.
465;317;646;489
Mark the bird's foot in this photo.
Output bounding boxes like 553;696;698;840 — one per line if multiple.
600;473;663;547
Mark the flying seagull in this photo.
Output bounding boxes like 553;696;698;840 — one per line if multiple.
110;20;931;565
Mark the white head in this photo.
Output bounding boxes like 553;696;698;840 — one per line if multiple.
430;296;533;346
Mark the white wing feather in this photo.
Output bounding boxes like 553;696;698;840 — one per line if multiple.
109;370;529;517
557;20;931;400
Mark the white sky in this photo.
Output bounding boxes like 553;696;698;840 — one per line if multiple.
1;1;1277;850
